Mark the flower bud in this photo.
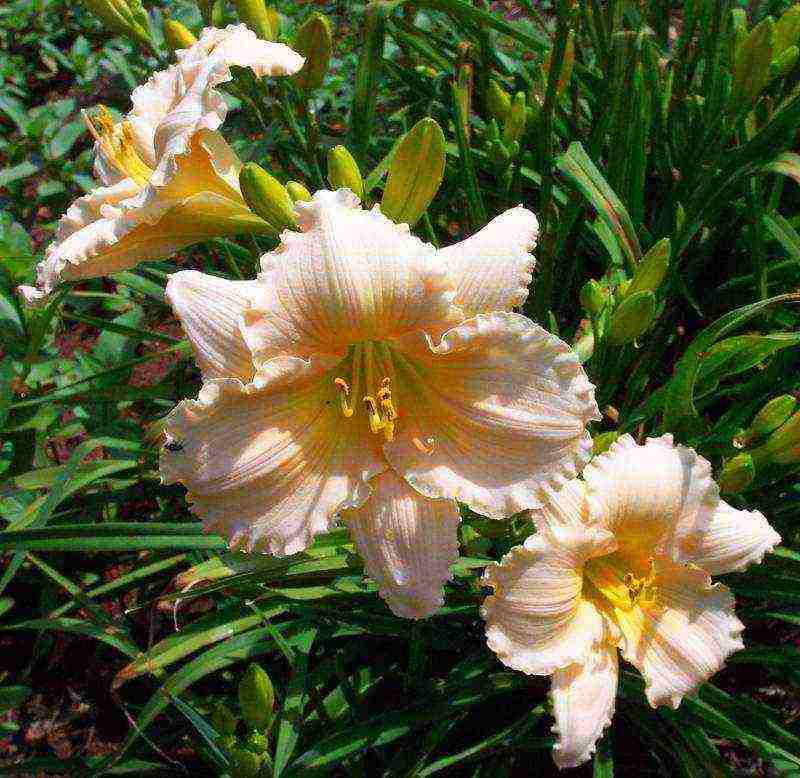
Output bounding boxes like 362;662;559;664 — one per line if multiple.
163;19;196;52
607;291;656;345
293;12;333;92
381;118;445;227
210;701;238;737
502;91;527;145
486;81;511;123
327;145;364;200
238;663;275;732
756;411;800;465
80;0;152;47
719;453;755;494
239;163;298;234
580;279;607;316
624;238;670;298
243;730;269;754
286;181;312;203
744;394;798;444
234;0;275;41
229;748;263;778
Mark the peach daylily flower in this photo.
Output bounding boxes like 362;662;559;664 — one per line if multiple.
18;25;304;306
159;189;600;619
481;434;781;769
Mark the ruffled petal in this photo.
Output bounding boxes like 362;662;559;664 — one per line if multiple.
690;500;781;576
551;643;618;769
533;478;592;533
583;434;720;562
481;524;617;675
160;373;386;556
241;189;460;362
614;557;744;709
384;312;600;518
435;206;538;317
341;470;460;619
165;270;265;381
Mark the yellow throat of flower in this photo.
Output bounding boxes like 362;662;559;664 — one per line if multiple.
83;105;153;187
584;552;659;612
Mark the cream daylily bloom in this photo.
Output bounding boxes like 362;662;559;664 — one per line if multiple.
18;25;304;306
481;434;781;769
159;189;600;619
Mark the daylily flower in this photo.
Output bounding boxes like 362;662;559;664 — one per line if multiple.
18;25;304;306
481;434;781;769
159;189;600;619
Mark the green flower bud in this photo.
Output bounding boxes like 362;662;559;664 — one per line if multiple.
592;431;619;455
229;747;263;778
485;119;500;143
286;181;312;203
746;394;798;443
607;291;656;345
623;238;670;298
719;453;755;494
239;163;298;234
163;19;196;52
486;81;511;123
234;0;275;40
502;91;527;145
80;0;152;47
761;411;800;464
580;279;607;316
293;12;333;92
243;730;269;754
238;663;275;733
381;118;445;227
209;701;237;737
489;139;511;169
327;145;364;200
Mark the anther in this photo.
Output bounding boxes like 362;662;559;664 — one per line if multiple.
363;395;384;434
412;436;436;455
334;377;353;417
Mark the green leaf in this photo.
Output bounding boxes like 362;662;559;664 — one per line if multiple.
0;161;39;187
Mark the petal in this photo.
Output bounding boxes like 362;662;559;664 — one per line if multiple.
435;206;538;317
384;312;600;518
241;189;460;362
165;270;265;381
615;557;744;709
550;643;618;769
533;478;592;534
160;373;386;556
341;471;460;619
690;500;781;576
481;524;617;675
583;434;720;562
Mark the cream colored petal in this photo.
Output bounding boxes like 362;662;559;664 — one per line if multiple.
615;557;744;709
551;643;618;770
241;189;460;362
481;524;617;675
54;179;142;244
341;470;460;619
160;374;386;556
165;270;265;381
583;434;719;561
435;206;538;317
690;500;781;576
384;312;599;518
533;478;592;534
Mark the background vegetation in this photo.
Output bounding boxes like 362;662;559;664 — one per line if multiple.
2;0;800;774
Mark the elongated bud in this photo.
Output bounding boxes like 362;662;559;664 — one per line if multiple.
327;146;364;200
580;279;607;316
210;701;237;737
381;118;445;227
80;0;152;47
742;394;798;445
239;163;298;233
502;91;527;144
719;453;755;493
624;238;670;298
757;411;800;465
607;291;656;345
163;19;196;51
593;431;620;455
238;664;275;732
234;0;275;40
732;16;774;107
286;181;312;202
486;81;511;123
293;12;333;91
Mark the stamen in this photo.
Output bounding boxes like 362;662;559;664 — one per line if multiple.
82;105;152;187
363;395;384;434
624;557;658;606
412;436;436;455
334;377;353;417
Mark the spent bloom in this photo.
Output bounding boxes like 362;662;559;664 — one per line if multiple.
159;189;600;619
481;434;781;769
19;25;304;306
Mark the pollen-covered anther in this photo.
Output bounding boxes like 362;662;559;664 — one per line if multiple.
334;377;354;417
83;105;153;187
624;557;658;606
412;436;436;455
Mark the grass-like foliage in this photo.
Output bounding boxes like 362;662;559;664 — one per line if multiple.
1;0;800;774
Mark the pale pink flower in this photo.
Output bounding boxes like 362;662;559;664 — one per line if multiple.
159;189;600;618
18;25;304;306
481;434;781;768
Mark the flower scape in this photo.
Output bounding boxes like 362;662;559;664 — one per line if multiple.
5;1;798;774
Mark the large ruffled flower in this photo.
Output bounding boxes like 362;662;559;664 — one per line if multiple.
160;189;600;618
481;434;781;769
18;25;304;306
